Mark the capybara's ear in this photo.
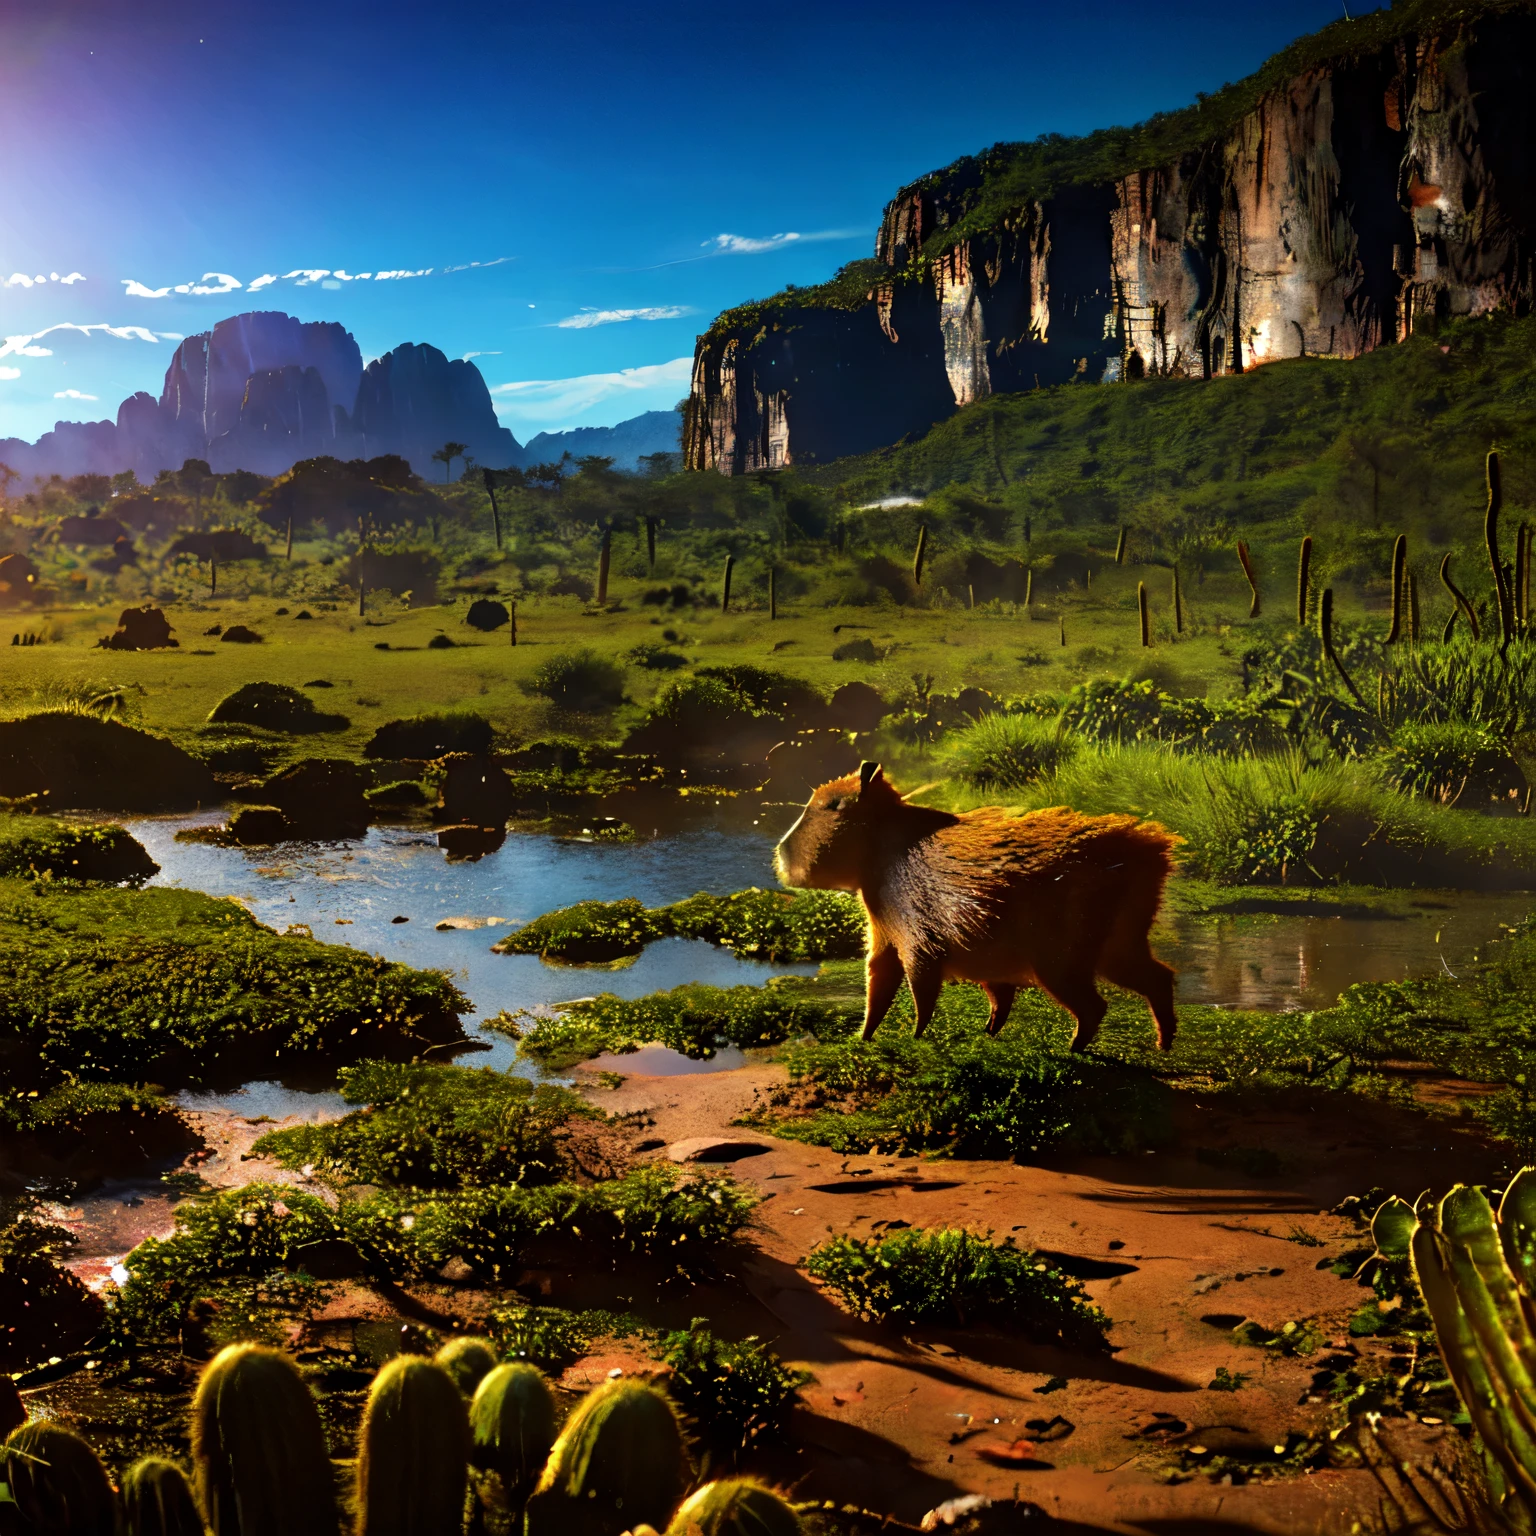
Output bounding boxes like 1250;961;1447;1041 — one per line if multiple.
859;761;884;795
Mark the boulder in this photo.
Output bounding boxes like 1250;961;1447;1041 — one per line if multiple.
227;806;289;845
98;604;177;651
207;682;348;734
465;599;510;631
220;625;263;644
365;712;493;760
434;753;515;829
0;714;216;811
259;758;370;839
437;824;506;860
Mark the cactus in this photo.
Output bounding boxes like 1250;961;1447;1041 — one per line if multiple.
468;1363;558;1517
1137;582;1150;647
596;528;611;607
1172;564;1183;633
1236;540;1260;618
1441;554;1482;640
1024;568;1033;611
525;1378;687;1536
435;1336;500;1398
1114;526;1127;565
191;1343;338;1536
1409;570;1422;643
1318;589;1364;705
645;516;657;571
1;1421;118;1535
1488;449;1514;644
665;1479;803;1536
285;514;294;562
1402;1169;1536;1530
355;1355;470;1536
912;525;928;587
720;554;734;614
1297;535;1312;624
1386;534;1407;643
121;1456;204;1536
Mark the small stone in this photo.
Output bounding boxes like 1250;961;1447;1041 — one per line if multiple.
391;915;409;924
607;1367;624;1379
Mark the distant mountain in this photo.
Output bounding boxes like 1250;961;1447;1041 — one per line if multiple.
0;312;522;482
521;410;681;472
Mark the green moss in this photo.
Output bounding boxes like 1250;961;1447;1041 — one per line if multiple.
0;815;158;884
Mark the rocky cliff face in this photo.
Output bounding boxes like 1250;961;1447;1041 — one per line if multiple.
0;313;522;481
688;6;1536;472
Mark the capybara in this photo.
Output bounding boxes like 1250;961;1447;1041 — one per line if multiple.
774;762;1178;1051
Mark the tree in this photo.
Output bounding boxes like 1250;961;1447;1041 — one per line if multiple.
431;441;469;484
110;470;141;498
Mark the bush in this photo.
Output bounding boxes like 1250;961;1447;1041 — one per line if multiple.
624;643;689;671
693;666;824;722
658;1322;804;1455
941;713;1075;789
1058;677;1170;743
364;712;494;760
0;815;157;883
1382;721;1512;802
0;1204;104;1368
526;650;626;712
487;1303;645;1372
206;682;348;734
253;1061;593;1190
0;713;216;811
806;1226;1108;1346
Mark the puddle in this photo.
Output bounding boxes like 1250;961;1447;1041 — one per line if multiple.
588;1043;749;1077
1165;891;1534;1011
176;1080;349;1120
124;816;817;1072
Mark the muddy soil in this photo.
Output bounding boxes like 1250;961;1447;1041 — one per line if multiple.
21;1061;1500;1535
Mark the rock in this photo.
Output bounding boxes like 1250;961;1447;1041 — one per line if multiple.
365;713;493;760
427;634;455;649
391;915;409;924
207;682;348;734
666;1137;770;1164
832;637;882;663
433;915;504;930
434;753;514;829
220;625;263;644
98;604;177;651
227;806;289;845
437;825;506;861
465;599;510;631
259;758;370;839
437;1256;474;1284
204;624;223;636
0;714;216;810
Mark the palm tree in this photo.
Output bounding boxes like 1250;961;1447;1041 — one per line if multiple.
431;442;469;484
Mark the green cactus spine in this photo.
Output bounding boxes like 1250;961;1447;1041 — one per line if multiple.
1297;535;1312;624
720;554;734;614
1114;526;1127;565
665;1479;804;1536
435;1336;500;1398
355;1355;470;1536
468;1363;558;1516
1319;589;1364;705
1172;564;1183;633
1386;534;1407;643
121;1456;204;1536
1236;540;1260;617
191;1343;339;1536
1441;553;1482;641
525;1378;686;1536
597;528;612;607
912;525;928;587
1489;449;1514;644
1;1421;119;1536
1137;582;1150;647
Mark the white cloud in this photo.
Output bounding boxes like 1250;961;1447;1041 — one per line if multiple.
122;257;510;296
123;280;172;298
555;306;692;330
54;388;98;400
703;228;862;255
489;356;692;424
0;367;19;380
4;270;86;288
248;274;278;292
0;321;165;359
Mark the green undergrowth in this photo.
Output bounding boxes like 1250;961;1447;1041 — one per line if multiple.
0;1079;175;1135
493;888;865;964
252;1061;595;1190
0;877;468;1091
0;815;158;884
806;1226;1109;1348
108;1164;758;1346
509;978;856;1071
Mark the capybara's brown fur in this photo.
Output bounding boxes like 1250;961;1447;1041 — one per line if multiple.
774;762;1178;1051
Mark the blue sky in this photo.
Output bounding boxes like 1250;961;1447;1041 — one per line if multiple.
0;0;1367;449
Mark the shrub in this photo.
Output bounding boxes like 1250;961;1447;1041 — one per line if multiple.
941;713;1075;789
0;713;216;812
526;650;626;712
1058;677;1170;742
206;682;347;734
253;1061;591;1190
658;1322;804;1455
0;1205;103;1370
693;666;824;721
364;712;494;760
624;642;689;671
805;1227;1108;1346
0;815;157;883
1382;721;1511;802
488;1303;598;1372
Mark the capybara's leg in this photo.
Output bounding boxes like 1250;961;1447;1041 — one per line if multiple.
1033;964;1108;1052
861;943;906;1040
1100;944;1179;1051
906;958;944;1038
982;982;1017;1037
